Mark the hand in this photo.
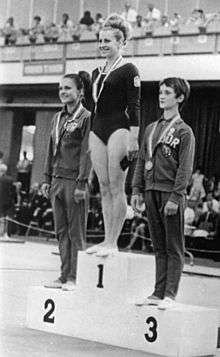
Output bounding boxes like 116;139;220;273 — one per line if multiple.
131;194;144;213
41;183;50;199
164;200;178;216
128;150;138;161
74;188;86;203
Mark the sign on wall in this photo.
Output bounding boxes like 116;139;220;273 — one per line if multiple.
23;61;65;76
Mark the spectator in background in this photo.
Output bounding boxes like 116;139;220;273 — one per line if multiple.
136;15;144;28
145;3;161;23
188;167;206;202
16;151;32;193
186;8;206;27
170;12;181;33
213;180;220;201
60;13;73;30
0;164;15;238
44;22;59;43
29;15;44;43
80;11;94;30
203;192;219;213
3;17;17;45
59;13;73;41
160;14;170;28
184;199;195;236
196;193;219;233
94;13;104;37
121;2;137;27
0;151;5;165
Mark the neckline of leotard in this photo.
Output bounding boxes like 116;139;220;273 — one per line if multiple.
98;62;130;76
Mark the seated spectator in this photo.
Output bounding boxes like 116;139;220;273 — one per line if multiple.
145;3;161;23
44;22;59;43
93;13;104;37
29;15;44;44
203;192;220;214
60;13;73;30
136;14;144;28
184;200;196;236
160;14;170;28
186;8;206;27
205;176;215;194
58;13;73;41
2;17;17;45
196;193;219;233
121;2;137;27
188;167;206;202
80;11;94;30
193;202;203;225
0;164;15;237
213;180;220;201
170;12;182;31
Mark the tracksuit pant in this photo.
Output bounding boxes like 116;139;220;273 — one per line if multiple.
144;190;185;299
50;177;88;282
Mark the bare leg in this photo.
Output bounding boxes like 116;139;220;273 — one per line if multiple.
86;132;113;254
96;129;129;257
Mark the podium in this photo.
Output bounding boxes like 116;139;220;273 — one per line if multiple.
26;251;219;356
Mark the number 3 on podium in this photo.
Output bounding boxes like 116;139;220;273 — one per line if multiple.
145;316;158;342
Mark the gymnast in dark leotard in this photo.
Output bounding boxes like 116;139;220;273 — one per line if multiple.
86;13;140;257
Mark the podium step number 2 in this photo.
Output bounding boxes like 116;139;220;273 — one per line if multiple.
27;251;219;357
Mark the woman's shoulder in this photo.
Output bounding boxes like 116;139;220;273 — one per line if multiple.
121;62;139;73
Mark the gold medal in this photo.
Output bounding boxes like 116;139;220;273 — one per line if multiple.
145;160;153;171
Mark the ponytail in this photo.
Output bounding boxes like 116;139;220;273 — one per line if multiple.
63;71;93;111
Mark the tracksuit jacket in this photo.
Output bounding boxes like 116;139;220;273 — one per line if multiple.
132;116;195;202
44;104;91;188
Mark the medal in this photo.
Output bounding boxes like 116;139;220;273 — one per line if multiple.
92;55;123;105
145;160;153;171
146;114;180;170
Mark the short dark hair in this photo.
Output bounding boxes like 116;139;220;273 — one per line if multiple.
34;15;41;22
159;77;190;109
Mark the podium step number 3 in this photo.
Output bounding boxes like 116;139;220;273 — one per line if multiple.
27;251;219;357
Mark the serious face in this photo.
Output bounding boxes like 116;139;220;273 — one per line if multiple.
159;83;184;110
98;29;122;58
59;77;80;105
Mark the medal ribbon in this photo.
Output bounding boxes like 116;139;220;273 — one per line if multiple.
55;103;83;147
92;55;123;104
148;114;180;159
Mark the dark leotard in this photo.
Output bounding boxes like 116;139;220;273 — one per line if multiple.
91;63;140;145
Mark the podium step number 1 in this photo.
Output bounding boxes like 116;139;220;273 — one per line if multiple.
27;251;219;357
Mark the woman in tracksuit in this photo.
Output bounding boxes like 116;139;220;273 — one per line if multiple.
42;73;91;291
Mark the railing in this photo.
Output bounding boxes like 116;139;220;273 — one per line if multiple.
1;31;220;63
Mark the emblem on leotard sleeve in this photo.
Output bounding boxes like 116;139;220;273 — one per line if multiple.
134;76;140;87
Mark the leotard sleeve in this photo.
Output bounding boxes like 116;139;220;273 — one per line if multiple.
125;63;141;127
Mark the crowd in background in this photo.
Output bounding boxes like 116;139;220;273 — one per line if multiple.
1;2;220;46
0;144;219;257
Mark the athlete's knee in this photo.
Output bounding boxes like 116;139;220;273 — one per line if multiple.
110;182;125;198
99;180;111;197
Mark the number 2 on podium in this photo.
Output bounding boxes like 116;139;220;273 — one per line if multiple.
43;298;55;323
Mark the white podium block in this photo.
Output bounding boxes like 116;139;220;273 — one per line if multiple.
76;251;155;302
26;286;219;357
26;252;219;356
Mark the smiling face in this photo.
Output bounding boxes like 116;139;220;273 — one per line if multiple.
159;83;184;110
59;77;81;105
98;29;123;59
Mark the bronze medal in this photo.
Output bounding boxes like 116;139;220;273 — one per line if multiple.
145;160;153;171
